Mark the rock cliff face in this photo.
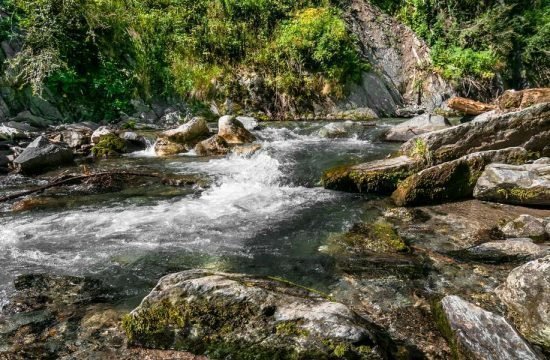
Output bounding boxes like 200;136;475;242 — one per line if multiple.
342;0;454;114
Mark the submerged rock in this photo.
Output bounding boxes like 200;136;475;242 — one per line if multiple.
322;156;420;194
496;256;550;350
194;135;230;156
437;295;542;360
123;270;394;359
384;114;451;142
400;103;550;165
13;136;73;174
391;147;530;206
474;161;550;206
458;238;548;263
218;115;256;144
500;214;548;242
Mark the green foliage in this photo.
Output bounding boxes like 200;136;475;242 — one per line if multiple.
375;0;550;98
1;0;367;120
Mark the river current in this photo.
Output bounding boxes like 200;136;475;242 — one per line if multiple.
0;120;400;309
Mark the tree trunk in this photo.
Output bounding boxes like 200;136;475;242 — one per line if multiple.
447;97;497;116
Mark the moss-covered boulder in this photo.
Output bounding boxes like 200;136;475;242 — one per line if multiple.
91;133;127;158
392;147;531;207
122;270;396;359
435;295;541;360
322;156;421;194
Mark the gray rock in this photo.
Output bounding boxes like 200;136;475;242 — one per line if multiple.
460;238;548;263
385;114;451;142
496;256;550;350
123;270;391;359
60;129;91;148
218;115;256;144
158;110;184;128
120;131;147;152
0;121;39;141
474;161;550;206
318;122;351;138
344;2;453;113
236;116;260;131
12;111;50;128
28;95;63;121
500;215;548;242
194;135;230;156
395;105;426;118
322;155;421;194
392;147;531;206
401;103;550;165
438;295;542;360
155;117;209;156
13;136;73;174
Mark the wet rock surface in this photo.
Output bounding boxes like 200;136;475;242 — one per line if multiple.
218;116;256;145
438;295;542;360
500;215;548;242
155;117;210;156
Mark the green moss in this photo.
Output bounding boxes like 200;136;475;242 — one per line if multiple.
432;300;460;360
276;321;310;337
370;221;408;252
91;134;126;158
496;187;543;203
408;138;431;163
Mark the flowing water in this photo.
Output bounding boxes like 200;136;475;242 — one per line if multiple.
0;120;401;309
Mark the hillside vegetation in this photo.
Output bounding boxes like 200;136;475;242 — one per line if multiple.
0;0;548;121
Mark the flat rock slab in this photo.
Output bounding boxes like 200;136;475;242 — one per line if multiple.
474;160;550;206
458;238;548;263
322;155;420;194
497;256;550;349
385;114;451;142
401;103;550;165
392;147;530;206
123;270;395;359
13;136;73;175
439;295;542;360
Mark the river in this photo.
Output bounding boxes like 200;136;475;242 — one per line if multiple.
0;120;400;309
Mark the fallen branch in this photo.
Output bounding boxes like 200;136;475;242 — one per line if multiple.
0;171;171;203
447;97;497;116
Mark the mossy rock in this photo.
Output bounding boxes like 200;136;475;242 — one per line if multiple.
322;156;420;194
91;133;126;158
122;270;395;359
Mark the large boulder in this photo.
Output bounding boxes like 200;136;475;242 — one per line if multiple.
13;136;73;174
392;147;531;206
400;103;550;165
12;110;50;128
322;156;421;194
437;295;541;360
155;117;209;156
194;135;230;156
473;160;550;206
384;114;451;142
500;215;548;242
122;270;394;359
496;256;550;350
218;115;256;144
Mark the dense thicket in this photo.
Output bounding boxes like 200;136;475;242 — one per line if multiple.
372;0;550;99
0;0;548;121
0;0;365;121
